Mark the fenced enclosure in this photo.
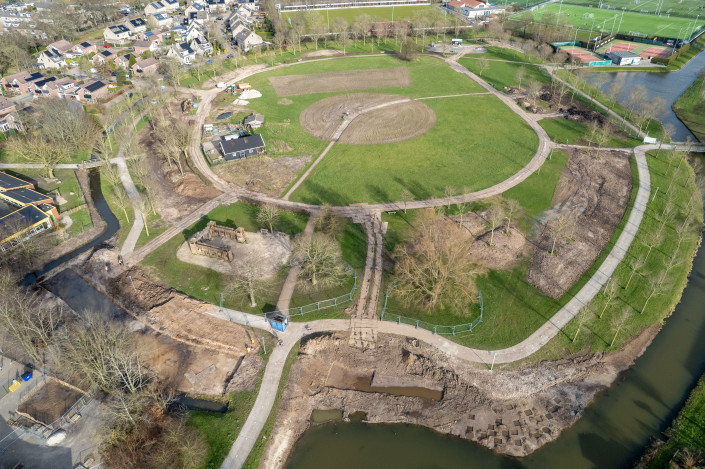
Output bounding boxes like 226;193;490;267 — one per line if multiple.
380;288;484;335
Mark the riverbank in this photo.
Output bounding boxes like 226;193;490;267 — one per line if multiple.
673;76;705;144
262;325;660;467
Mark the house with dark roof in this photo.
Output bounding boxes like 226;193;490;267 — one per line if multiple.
81;80;108;102
132;57;160;75
73;41;97;56
166;42;196;64
126;17;147;33
216;134;265;161
145;1;168;15
114;53;135;68
152;13;173;27
104;24;131;44
92;49;117;65
37;47;67;69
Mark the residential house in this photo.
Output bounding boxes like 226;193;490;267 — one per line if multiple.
448;0;504;18
1;71;46;94
185;2;209;24
104;24;131;44
234;29;263;52
205;0;227;13
0;114;23;133
47;39;73;55
230;19;248;37
192;36;212;55
145;1;168;15
133;40;159;55
216;134;265;161
45;77;78;98
152;13;173;27
171;24;187;40
28;76;57;97
131;57;160;75
166;42;196;64
0;99;17;117
143;30;165;43
114;53;135;68
92;49;117;65
73;41;97;56
80;80;108;102
243;113;264;129
37;48;67;69
163;0;180;12
126;17;147;34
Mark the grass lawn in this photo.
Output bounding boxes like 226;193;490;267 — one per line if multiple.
242;340;301;469
290;94;538;205
187;343;274;469
563;0;705;19
539;117;642;147
459;57;550;90
672;76;705;144
281;5;436;25
142;202;308;314
134;211;170;250
65;207;93;237
528;4;705;38
468;45;545;64
646;373;705;467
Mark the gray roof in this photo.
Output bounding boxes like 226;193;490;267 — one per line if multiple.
0;171;32;191
217;134;265;158
609;51;640;58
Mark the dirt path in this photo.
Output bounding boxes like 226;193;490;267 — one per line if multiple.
276;214;317;311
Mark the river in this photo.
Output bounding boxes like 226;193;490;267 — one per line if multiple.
585;47;705;142
286;52;705;468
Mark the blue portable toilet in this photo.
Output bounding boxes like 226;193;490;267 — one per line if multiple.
267;312;288;332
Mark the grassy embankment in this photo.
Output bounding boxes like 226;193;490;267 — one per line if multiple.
383;147;702;359
187;340;274;469
142;202;308;314
672;76;705;144
539;117;642;147
646;373;705;467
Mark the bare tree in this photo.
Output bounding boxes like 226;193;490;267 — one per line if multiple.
599;280;620;319
624;254;647;290
257;204;280;234
293;233;346;289
642;228;665;261
572;305;593;342
503;199;523;235
548;213;570;255
610;306;631;347
444;186;455;208
641;270;669;314
392;209;484;310
316;204;344;239
400;189;414;214
477;57;490;77
5;135;66;178
514;65;526;88
527;79;543;107
231;263;269;308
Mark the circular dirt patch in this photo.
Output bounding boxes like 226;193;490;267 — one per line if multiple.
300;93;436;145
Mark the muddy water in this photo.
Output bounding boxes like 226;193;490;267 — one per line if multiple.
287;227;705;467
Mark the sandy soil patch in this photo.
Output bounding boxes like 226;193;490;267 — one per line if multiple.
300;93;436;144
18;379;83;425
301;49;343;58
105;269;255;356
177;230;292;279
278;98;293;105
527;148;632;298
137;331;259;396
470;225;534;271
269;67;412;97
213;154;309;196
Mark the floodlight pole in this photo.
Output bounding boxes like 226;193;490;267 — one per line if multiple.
490;351;497;371
557;0;563;25
261;336;267;354
617;9;624;34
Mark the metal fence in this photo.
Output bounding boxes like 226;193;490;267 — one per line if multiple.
281;273;357;318
379;288;483;335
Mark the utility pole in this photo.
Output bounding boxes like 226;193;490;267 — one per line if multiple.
261;336;267;354
490;351;497;371
557;0;563;25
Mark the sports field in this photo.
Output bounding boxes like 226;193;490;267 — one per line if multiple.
597;39;672;58
528;4;705;38
559;0;705;20
234;55;538;205
281;5;436;24
560;45;604;62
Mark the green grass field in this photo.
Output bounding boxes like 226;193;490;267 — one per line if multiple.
672;76;705;144
539;117;642;147
281;5;436;26
459;56;551;90
528;4;705;38
562;0;705;20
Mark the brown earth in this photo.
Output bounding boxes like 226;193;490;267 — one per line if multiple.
300;50;343;58
261;325;660;466
339;100;437;145
212;154;310;196
18;379;84;425
470;225;534;271
269;67;412;97
137;120;221;223
300;93;436;144
103;268;256;357
527;148;632;298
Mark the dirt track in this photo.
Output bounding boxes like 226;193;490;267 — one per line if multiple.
269;67;411;97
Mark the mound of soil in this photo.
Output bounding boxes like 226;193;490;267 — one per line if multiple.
470;225;534;271
301;49;343;58
300;93;436;144
527;148;632;298
269;67;411;97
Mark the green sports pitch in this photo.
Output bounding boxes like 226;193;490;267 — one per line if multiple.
524;4;705;39
561;0;705;20
281;5;436;24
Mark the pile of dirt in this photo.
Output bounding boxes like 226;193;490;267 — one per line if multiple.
527;148;632;298
213;154;311;196
470;225;534;271
105;268;255;356
269;67;411;97
260;329;659;466
225;353;265;393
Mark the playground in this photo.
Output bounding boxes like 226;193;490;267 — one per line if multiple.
597;39;673;59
